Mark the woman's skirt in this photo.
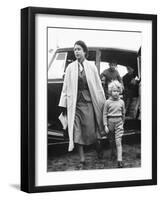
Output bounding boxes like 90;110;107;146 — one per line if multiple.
73;101;97;145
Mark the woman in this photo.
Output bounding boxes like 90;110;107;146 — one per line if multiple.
59;40;106;168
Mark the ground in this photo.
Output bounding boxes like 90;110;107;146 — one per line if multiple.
47;140;141;172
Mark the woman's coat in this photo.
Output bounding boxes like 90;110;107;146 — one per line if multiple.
59;59;106;151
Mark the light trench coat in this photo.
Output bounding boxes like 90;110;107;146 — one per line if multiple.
59;59;106;151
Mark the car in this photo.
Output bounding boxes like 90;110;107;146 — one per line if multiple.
48;46;141;145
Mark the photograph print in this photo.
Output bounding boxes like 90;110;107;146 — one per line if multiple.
47;27;141;172
21;7;157;192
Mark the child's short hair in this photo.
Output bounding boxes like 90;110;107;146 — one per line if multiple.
108;80;123;94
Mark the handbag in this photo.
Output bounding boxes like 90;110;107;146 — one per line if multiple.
58;112;68;130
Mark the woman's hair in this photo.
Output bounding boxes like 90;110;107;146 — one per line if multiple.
108;80;123;94
74;40;88;58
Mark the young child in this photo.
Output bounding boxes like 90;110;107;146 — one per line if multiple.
100;60;123;99
103;80;125;168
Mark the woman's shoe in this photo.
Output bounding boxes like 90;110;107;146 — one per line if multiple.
78;161;86;170
117;161;124;168
80;161;86;165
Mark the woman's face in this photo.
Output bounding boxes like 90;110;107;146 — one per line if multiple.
74;44;86;62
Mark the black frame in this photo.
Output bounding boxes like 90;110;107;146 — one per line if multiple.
21;6;157;193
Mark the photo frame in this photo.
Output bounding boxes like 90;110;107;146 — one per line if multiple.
21;6;157;193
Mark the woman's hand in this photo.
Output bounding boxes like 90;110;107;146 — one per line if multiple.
104;125;109;134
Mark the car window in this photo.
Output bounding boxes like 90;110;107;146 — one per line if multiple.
100;61;127;77
48;52;67;79
65;51;76;71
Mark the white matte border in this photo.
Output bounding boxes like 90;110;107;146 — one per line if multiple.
35;14;152;186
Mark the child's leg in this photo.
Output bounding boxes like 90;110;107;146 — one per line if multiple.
109;133;116;159
107;119;115;159
115;119;124;167
115;137;122;162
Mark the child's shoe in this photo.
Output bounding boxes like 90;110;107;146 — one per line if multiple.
117;161;124;168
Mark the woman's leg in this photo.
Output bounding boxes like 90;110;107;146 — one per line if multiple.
77;144;85;163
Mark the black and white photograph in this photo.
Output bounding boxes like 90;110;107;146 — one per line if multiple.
20;7;157;193
47;27;141;172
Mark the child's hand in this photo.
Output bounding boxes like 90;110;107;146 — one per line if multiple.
104;126;109;134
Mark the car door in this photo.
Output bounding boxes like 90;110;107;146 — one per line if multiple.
48;51;68;141
48;48;97;143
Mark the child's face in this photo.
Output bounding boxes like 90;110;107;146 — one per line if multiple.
111;87;120;99
109;63;117;71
